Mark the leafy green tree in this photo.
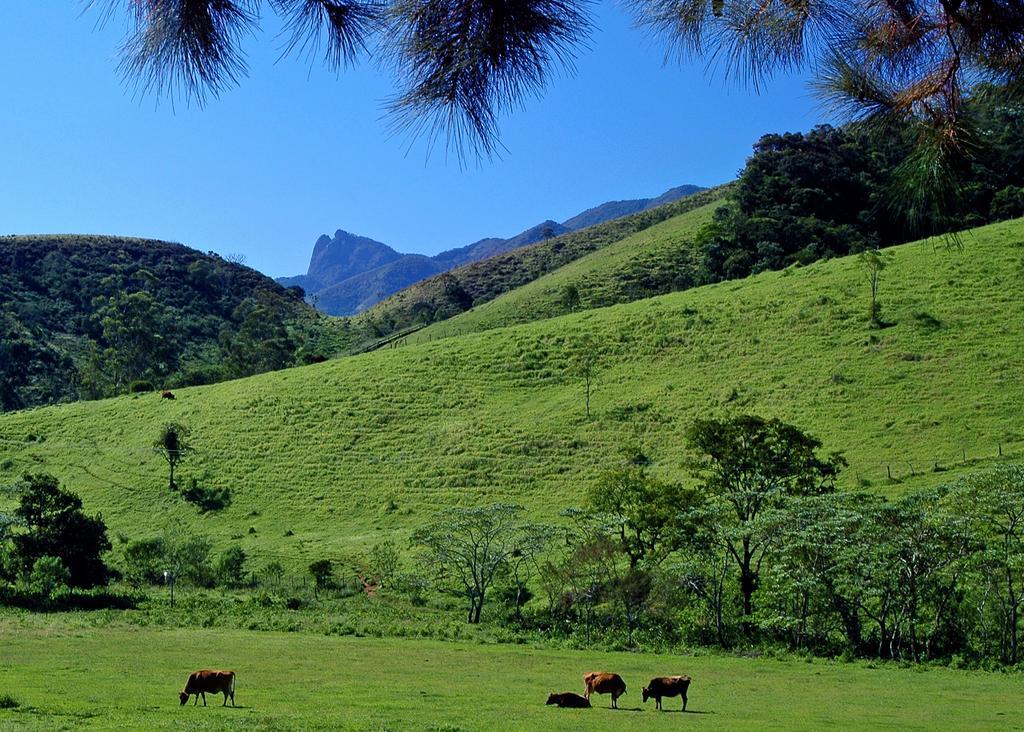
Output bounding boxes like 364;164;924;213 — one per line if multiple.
413;503;547;623
947;465;1024;663
309;559;335;591
153;423;194;492
216;546;248;588
686;415;845;636
26;555;70;601
588;466;703;568
10;474;111;589
221;291;297;378
368;540;400;590
93;291;177;392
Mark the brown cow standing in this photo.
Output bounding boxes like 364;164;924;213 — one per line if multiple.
179;669;236;707
582;671;626;709
642;675;691;711
546;691;592;708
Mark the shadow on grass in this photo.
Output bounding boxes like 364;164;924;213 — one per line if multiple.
656;709;714;715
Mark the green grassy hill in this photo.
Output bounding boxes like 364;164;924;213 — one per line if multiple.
1;217;1022;568
408;200;719;343
347;186;730;350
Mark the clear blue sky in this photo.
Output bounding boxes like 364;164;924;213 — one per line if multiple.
0;3;828;278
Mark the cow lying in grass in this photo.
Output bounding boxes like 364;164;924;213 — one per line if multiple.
546;692;591;708
179;669;236;707
642;675;691;711
583;671;626;709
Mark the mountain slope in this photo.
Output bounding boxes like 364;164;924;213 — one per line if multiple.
1;217;1021;566
279;184;704;315
350;186;729;348
278;230;403;294
410;200;720;342
561;184;704;230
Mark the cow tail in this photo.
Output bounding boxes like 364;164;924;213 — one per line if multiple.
230;672;236;704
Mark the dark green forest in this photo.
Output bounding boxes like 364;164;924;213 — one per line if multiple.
0;236;334;412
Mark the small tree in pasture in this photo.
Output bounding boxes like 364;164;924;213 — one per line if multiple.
572;337;600;419
368;540;400;589
309;559;334;593
153;423;193;491
859;249;889;327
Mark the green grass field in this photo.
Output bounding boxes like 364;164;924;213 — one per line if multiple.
410;201;719;341
0;217;1022;568
0;624;1020;730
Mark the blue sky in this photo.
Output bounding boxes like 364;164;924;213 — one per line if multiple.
0;3;828;278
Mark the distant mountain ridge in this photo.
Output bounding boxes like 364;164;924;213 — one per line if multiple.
278;184;704;315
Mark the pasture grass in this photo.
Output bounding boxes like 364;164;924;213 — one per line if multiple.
410;200;718;341
0;218;1022;570
0;625;1020;730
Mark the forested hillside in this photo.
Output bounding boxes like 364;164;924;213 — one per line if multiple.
0;235;336;412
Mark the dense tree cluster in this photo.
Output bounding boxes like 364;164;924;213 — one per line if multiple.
0;236;332;412
697;85;1024;284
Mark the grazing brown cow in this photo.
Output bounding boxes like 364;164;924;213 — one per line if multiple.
546;692;591;708
161;391;175;400
179;669;235;707
642;675;691;711
582;671;626;709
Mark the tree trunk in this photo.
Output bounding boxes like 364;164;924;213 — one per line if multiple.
739;539;756;638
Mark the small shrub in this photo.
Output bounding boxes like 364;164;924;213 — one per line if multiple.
285;597;303;611
912;311;943;330
0;694;19;709
128;380;155;393
26;555;70;600
181;478;232;512
216;546;247;588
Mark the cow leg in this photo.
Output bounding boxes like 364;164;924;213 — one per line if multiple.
192;694;198;706
682;692;687;712
223;691;228;706
656;697;661;711
201;692;207;706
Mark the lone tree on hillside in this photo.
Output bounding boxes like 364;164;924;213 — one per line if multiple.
686;414;846;637
9;473;112;589
573;337;600;419
859;248;890;327
84;1;1023;208
154;422;194;492
413;503;549;623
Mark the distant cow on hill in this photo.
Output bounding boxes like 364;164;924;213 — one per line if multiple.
161;391;175;400
642;675;691;711
179;669;235;707
583;671;626;708
546;692;591;708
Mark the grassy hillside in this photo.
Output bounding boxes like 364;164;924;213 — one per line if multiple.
409;201;719;343
347;186;730;350
2;626;1020;730
0;217;1022;568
